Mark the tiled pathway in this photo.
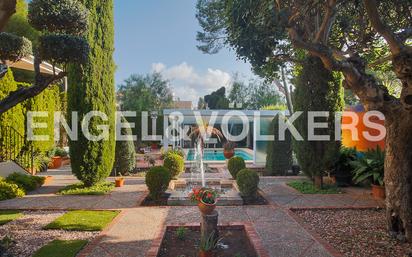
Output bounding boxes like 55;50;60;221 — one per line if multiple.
0;169;384;256
80;206;333;257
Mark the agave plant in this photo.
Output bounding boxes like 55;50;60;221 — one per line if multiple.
351;146;385;186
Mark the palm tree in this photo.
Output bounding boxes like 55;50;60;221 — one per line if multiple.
189;120;223;152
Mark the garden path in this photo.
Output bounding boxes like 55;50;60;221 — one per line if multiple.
0;168;384;256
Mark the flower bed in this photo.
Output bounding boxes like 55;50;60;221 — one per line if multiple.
152;224;265;257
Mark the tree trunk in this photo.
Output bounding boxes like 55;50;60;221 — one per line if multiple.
281;66;294;113
0;0;16;31
385;112;412;242
314;175;323;189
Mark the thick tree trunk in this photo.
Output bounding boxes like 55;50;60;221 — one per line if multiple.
0;0;16;31
385;112;412;242
314;175;323;189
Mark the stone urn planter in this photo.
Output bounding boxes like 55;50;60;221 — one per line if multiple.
198;200;217;215
371;184;385;199
115;177;125;187
223;141;236;160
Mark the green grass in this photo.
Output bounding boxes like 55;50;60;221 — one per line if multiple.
57;182;115;195
44;210;120;231
33;240;88;257
287;180;341;194
0;210;23;225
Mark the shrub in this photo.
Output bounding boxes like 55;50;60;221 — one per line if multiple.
38;34;89;64
236;169;259;198
265;115;293;176
228;157;246;179
114;117;136;175
163;153;184;179
6;172;45;192
0;181;25;201
48;147;68;157
351;146;385;186
0;32;32;62
28;0;89;35
145;166;171;200
162;148;185;159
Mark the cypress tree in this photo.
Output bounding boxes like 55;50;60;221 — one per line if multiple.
292;56;344;188
67;0;115;186
265;115;293;176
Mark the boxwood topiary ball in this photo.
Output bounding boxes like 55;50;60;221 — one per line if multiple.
236;169;259;199
28;0;89;35
227;156;246;179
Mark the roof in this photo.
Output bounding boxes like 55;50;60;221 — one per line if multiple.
172;101;193;110
7;55;63;75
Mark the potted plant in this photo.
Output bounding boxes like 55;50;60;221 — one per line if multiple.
190;187;218;215
49;147;68;169
351;146;385;199
199;231;220;257
114;169;125;187
331;147;357;187
223;141;236;159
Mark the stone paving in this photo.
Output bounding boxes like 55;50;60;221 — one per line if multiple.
0;168;147;210
0;168;384;257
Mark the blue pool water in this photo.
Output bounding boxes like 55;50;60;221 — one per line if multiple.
186;149;253;161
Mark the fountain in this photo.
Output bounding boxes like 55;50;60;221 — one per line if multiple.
167;139;243;206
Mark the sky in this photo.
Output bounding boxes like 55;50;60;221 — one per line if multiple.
114;0;253;104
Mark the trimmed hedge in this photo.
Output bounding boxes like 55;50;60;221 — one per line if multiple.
0;180;25;201
6;172;45;193
28;0;88;35
0;32;32;62
236;169;259;199
163;153;184;179
228;156;246;179
24;83;61;154
145;166;171;200
0;69;26;155
38;34;89;64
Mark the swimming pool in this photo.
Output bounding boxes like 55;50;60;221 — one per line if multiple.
186;149;253;161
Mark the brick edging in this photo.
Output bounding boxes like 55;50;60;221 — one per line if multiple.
77;209;126;257
146;222;269;257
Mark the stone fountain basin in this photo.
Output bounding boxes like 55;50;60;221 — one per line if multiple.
167;179;243;206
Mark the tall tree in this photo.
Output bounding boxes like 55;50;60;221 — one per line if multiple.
67;0;115;187
197;0;343;188
117;73;173;112
199;0;412;241
204;87;229;109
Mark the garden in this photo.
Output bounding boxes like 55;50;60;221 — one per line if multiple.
1;0;412;256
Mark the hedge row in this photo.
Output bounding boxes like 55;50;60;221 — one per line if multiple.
0;68;62;155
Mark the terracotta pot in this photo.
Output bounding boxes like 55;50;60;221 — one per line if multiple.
43;176;53;185
372;184;385;199
115;178;125;187
51;156;62;169
223;150;234;159
198;200;216;215
199;250;214;257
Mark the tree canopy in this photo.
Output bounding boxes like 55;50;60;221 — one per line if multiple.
117;72;174;112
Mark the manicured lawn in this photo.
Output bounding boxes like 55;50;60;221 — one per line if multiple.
287;181;341;194
44;210;120;231
0;210;23;225
57;182;115;195
33;240;88;257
